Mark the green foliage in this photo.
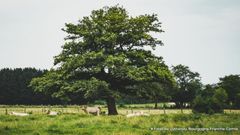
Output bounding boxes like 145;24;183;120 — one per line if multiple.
94;100;106;105
213;88;228;107
0;68;59;105
29;70;89;104
30;5;174;114
219;74;240;108
131;82;173;109
234;93;240;108
171;64;202;108
192;86;228;114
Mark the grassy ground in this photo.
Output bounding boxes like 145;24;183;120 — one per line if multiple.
0;105;239;135
0;113;239;135
0;105;240;135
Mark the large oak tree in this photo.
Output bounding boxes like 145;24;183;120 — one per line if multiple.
30;6;174;115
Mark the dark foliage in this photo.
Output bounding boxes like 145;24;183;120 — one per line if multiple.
0;68;61;105
192;85;227;114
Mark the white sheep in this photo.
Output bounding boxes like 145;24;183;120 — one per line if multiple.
46;110;58;116
10;112;29;116
82;106;101;116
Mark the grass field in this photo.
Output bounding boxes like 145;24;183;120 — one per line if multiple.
0;105;239;135
0;104;239;115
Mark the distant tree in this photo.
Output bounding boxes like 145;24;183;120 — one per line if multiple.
30;6;174;115
133;80;174;109
192;85;227;114
218;75;240;108
200;84;215;97
235;93;240;108
0;68;59;105
212;87;228;112
171;64;202;109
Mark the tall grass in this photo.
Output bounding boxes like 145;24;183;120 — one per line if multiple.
0;113;239;135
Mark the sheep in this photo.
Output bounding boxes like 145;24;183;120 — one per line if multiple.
46;110;59;116
9;112;29;116
126;111;150;118
168;102;176;107
82;106;101;116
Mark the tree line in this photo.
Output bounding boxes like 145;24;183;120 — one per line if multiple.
0;68;88;105
0;66;239;114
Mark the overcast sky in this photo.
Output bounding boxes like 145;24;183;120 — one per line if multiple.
0;0;239;84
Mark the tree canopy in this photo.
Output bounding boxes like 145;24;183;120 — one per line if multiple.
192;85;228;114
0;68;60;105
30;6;174;115
219;74;240;108
171;64;202;108
134;82;172;109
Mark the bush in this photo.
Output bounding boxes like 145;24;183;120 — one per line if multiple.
192;88;227;114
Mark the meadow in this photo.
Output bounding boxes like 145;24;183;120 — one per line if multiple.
0;105;239;135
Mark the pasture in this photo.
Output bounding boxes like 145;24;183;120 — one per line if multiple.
0;105;239;135
0;105;193;115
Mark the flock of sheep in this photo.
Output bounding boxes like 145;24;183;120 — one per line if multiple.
8;106;150;118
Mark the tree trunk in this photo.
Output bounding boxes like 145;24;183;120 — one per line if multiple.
154;100;158;109
106;97;118;115
180;102;183;113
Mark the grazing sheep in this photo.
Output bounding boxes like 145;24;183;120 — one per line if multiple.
126;111;150;118
82;106;101;116
168;102;176;107
46;110;58;116
10;112;29;116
